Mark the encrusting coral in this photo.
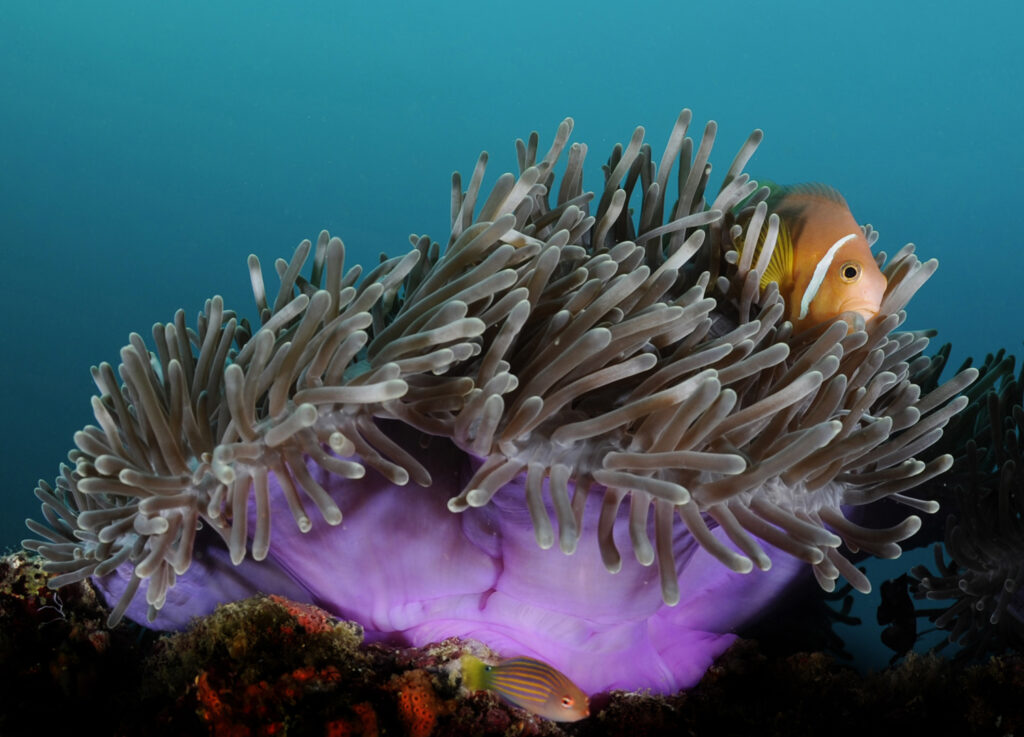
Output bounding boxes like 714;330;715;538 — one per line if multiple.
23;110;976;693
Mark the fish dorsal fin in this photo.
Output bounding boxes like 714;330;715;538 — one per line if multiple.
772;182;848;209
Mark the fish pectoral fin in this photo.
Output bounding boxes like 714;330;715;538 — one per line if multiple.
758;216;793;291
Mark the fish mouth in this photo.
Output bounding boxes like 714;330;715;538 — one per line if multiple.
834;301;881;333
838;300;881;321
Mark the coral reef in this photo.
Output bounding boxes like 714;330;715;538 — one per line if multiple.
3;550;1023;736
0;552;153;735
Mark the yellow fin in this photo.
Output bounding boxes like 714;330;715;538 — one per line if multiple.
759;217;793;290
735;212;793;291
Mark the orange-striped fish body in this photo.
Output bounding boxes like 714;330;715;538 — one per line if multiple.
461;654;590;722
737;182;887;332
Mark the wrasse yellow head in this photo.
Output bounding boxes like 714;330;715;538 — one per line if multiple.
460;654;590;722
737;182;888;332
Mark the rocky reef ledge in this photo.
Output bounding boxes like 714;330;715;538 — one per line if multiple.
2;551;1021;736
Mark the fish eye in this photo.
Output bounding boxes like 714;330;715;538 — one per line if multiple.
839;261;861;282
561;696;575;708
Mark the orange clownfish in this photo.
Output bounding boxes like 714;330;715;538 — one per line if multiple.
737;182;888;332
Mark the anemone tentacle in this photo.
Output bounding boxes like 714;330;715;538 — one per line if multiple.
910;349;1024;654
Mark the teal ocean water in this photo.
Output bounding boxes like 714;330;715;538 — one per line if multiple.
2;1;1021;672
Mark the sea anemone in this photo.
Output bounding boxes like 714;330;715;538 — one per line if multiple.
909;349;1024;655
23;111;975;693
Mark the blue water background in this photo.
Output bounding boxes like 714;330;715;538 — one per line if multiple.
2;0;1021;671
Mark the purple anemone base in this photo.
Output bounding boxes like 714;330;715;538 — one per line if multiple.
94;425;809;694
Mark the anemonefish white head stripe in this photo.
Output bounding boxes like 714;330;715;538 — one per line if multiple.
797;232;859;320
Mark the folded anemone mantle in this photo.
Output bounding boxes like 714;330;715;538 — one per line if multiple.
24;111;975;694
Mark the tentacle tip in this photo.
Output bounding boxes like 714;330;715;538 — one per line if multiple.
879;546;903;560
733;558;755;574
465;489;490;507
328;432;355;456
904;515;923;536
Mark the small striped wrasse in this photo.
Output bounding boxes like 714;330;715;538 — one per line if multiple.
460;654;590;722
